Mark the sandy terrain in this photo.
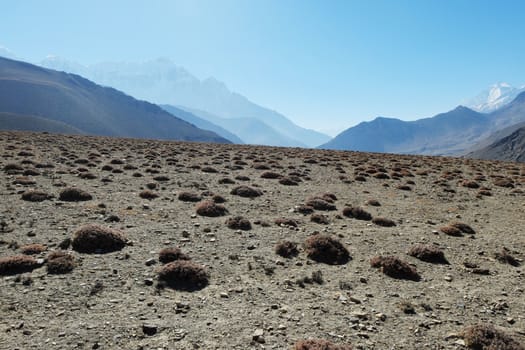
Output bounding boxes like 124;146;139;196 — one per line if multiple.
0;131;524;349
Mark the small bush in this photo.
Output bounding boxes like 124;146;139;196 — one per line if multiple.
342;206;372;221
159;247;191;264
275;218;299;227
370;255;420;281
225;216;252;230
310;213;329;224
178;191;202;202
275;241;299;258
440;225;463;237
157;260;209;291
460;324;524;350
495;248;520;267
295;205;314;215
211;194;226;203
21;190;52;202
366;199;381;206
260;171;281;179
494;178;515;188
305;234;350;265
279;177;299;186
13;176;36;186
305;198;336;211
218;177;235;184
372;217;396;227
230;185;263;198
396;184;412;191
195;200;228;217
46;251;76;274
0;255;41;275
19;244;47;255
59;187;93;201
139;190;159;200
462;180;480;189
293;339;353;350
71;224;127;253
407;244;448;264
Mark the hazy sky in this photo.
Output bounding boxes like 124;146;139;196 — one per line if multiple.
2;0;525;135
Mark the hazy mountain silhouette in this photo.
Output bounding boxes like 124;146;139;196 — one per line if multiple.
468;126;525;162
0;56;231;143
0;112;83;134
40;56;330;147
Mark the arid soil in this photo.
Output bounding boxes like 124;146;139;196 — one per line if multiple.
1;131;524;350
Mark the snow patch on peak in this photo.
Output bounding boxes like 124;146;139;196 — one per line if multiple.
465;82;525;113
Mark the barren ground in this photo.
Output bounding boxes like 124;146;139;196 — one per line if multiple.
0;131;524;350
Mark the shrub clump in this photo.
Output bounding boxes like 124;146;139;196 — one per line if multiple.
71;224;127;253
460;324;524;350
370;255;421;281
495;247;520;267
275;241;299;258
21;190;52;202
275;218;299;227
225;216;252;230
450;222;476;234
158;247;191;264
0;255;41;275
342;206;372;221
195;200;228;217
407;244;448;264
230;185;263;198
310;213;329;224
439;225;463;237
46;251;76;274
59;187;93;201
305;234;350;265
19;244;47;255
305;198;336;211
157;260;209;291
293;339;353;350
372;217;396;227
178;191;202;202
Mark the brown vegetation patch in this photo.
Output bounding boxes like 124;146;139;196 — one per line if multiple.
450;222;476;234
366;199;381;206
440;225;463;237
195;200;228;217
275;241;299;258
19;244;47;255
293;339;353;350
279;177;299;185
305;234;350;265
21;190;52;202
159;247;191;264
310;213;330;224
495;248;520;267
372;217;396;227
260;171;281;179
59;187;93;201
71;224;127;253
225;216;252;230
139;190;159;200
370;255;421;281
230;185;263;198
306;198;336;211
274;218;299;227
460;324;524;350
178;191;202;202
0;255;41;275
462;180;480;189
407;244;448;264
157;260;209;291
494;178;515;188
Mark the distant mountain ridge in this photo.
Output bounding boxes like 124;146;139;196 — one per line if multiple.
467;126;525;162
0;56;231;143
321;91;525;156
465;82;525;113
39;56;330;147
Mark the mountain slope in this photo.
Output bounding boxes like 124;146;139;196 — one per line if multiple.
320;106;491;155
468;126;525;162
40;57;330;147
0;112;83;134
465;82;525;113
0;56;231;143
160;104;244;144
177;106;306;147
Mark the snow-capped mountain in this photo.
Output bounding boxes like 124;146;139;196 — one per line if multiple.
465;82;525;113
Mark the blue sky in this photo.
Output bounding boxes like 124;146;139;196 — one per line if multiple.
2;0;525;134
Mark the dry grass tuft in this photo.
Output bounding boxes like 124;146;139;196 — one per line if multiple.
46;251;76;274
139;190;159;200
460;324;524;350
342;206;372;221
450;222;476;234
19;244;47;255
275;241;299;258
407;244;448;264
293;339;353;350
0;255;41;275
230;185;263;198
225;216;252;230
157;260;209;291
310;213;329;224
195;200;228;217
439;225;463;237
305;198;336;211
274;218;299;227
159;247;191;264
370;255;421;281
71;224;127;253
59;187;93;201
495;248;520;267
305;234;350;265
178;191;202;202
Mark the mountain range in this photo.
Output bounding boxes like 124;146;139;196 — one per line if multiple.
467;126;525;162
464;82;525;113
0;56;230;143
40;56;330;147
